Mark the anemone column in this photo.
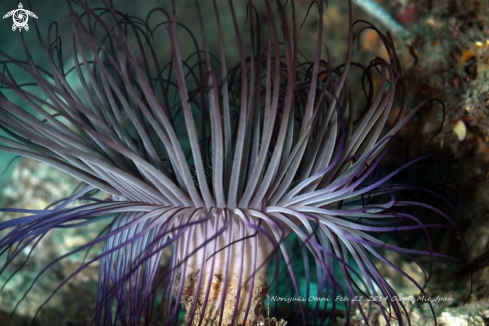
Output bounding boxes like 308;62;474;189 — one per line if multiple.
172;208;276;325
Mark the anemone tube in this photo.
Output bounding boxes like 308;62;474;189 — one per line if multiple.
0;0;465;325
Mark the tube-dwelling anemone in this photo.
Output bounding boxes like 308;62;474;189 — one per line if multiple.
0;0;466;325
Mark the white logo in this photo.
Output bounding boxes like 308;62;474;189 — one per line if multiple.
2;3;38;32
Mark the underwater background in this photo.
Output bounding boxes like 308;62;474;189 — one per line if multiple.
0;0;488;325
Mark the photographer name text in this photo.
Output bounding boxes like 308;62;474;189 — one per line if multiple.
269;295;453;304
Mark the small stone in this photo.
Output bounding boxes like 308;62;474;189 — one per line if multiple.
453;120;467;141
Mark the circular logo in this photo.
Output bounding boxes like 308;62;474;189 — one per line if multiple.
13;10;28;28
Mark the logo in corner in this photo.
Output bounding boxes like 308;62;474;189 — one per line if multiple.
2;3;38;32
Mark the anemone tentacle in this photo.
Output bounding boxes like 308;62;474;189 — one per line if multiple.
0;0;466;325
